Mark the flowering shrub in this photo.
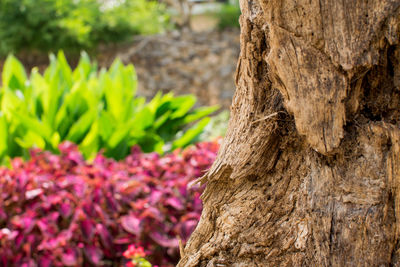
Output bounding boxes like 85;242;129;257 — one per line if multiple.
0;141;219;266
123;245;153;267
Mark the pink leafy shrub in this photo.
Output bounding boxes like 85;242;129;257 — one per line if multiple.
0;141;219;267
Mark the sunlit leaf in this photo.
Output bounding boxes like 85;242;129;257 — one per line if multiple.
2;55;27;91
172;117;211;150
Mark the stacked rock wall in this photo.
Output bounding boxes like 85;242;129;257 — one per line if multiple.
0;29;240;108
99;29;240;108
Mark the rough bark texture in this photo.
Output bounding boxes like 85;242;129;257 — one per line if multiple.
178;0;400;266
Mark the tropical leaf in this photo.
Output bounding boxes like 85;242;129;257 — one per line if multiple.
0;114;8;157
172;117;211;150
183;106;219;124
2;55;27;91
0;52;219;162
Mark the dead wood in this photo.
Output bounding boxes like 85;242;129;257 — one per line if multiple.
178;1;400;266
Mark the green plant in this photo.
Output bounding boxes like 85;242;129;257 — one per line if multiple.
0;51;218;162
216;1;240;29
199;110;229;141
0;0;170;56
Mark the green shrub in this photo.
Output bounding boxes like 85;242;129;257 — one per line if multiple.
0;51;218;162
216;1;240;29
199;110;229;141
0;0;169;56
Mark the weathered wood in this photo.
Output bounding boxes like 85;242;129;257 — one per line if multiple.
178;0;400;266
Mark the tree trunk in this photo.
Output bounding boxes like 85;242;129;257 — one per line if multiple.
178;0;400;266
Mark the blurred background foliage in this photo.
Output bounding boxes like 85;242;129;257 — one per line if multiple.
216;0;240;29
0;0;240;56
0;0;170;56
0;0;236;162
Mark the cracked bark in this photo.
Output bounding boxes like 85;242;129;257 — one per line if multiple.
178;1;400;266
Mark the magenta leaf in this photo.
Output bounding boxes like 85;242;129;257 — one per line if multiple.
80;219;94;240
60;203;72;218
25;188;43;200
96;224;113;249
84;245;103;265
150;232;179;248
165;197;184;210
180;220;199;240
38;256;52;267
113;236;131;244
121;214;141;236
61;248;78;266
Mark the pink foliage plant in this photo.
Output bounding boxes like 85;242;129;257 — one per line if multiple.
0;141;219;266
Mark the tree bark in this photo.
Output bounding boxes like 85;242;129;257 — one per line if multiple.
178;0;400;266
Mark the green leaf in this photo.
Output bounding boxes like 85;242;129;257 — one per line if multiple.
103;60;137;122
56;50;73;85
131;107;154;131
30;69;60;126
2;55;27;91
15;131;46;150
80;120;99;160
172;117;211;150
66;110;96;143
72;51;95;81
44;53;58;80
5;125;24;159
107;124;132;148
11;111;53;141
0;114;8;157
103;74;123;120
50;132;61;149
135;132;164;154
104;135;130;160
44;51;72;96
98;111;115;141
168;95;196;119
1;156;12;169
108;58;123;78
54;104;72;139
147;91;162;113
153;110;172;129
153;92;174;117
183;105;219;124
1;88;24;120
137;258;152;267
28;69;48;119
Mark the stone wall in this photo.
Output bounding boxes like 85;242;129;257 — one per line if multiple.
1;29;240;108
98;29;240;108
